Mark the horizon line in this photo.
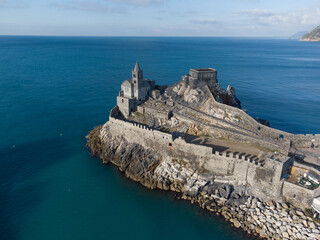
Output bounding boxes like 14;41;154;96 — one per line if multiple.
0;34;294;39
0;34;300;41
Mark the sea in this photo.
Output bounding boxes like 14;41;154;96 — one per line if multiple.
0;36;320;240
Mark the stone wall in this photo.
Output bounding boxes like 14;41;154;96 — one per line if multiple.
282;180;320;208
205;86;294;142
137;105;172;120
205;86;320;152
108;117;172;148
291;134;320;148
105;115;289;201
116;96;136;118
188;69;217;89
174;110;282;153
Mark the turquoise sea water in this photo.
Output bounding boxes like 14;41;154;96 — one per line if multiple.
1;36;320;240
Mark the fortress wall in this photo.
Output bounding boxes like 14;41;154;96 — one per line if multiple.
290;134;320;148
205;127;281;152
205;86;293;139
294;134;320;138
282;181;319;208
233;159;249;182
108;117;211;157
173;137;212;157
107;116;271;172
203;151;235;175
172;138;272;178
207;86;320;151
137;105;171;119
254;159;284;199
175;110;282;152
204;151;286;200
109;105;120;118
204;150;268;178
108;117;173;150
106;117;290;201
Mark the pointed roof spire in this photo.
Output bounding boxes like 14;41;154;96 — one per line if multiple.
134;61;140;72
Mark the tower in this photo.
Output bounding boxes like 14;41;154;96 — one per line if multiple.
132;61;144;102
132;61;143;87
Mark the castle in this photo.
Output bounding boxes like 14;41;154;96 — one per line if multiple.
112;62;320;211
117;62;220;118
182;68;217;88
87;63;320;239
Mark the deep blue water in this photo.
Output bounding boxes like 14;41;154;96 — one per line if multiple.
0;36;320;240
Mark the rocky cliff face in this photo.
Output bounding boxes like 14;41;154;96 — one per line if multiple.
165;77;241;109
87;124;320;240
301;25;320;41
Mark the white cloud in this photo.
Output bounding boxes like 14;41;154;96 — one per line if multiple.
51;0;163;13
232;9;275;18
113;0;163;6
232;6;320;28
0;0;27;8
52;1;124;13
191;18;219;24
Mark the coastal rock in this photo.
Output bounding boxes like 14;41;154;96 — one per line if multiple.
87;125;320;240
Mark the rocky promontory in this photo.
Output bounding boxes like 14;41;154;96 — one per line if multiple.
87;63;320;240
87;124;320;240
301;25;320;42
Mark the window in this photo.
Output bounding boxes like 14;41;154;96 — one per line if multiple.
168;143;172;147
122;99;124;103
134;81;136;84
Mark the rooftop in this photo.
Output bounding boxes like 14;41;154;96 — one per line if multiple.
191;68;216;72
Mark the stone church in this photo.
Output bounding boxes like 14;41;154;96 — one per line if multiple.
117;62;155;117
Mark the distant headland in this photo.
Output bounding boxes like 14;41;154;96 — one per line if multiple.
87;62;320;240
301;25;320;42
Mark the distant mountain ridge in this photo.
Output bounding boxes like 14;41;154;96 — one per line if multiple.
301;25;320;41
289;31;307;40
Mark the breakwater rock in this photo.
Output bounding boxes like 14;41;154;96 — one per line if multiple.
87;124;320;240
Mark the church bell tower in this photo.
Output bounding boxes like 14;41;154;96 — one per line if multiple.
132;61;143;88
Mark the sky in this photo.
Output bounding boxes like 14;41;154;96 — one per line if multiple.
0;0;319;37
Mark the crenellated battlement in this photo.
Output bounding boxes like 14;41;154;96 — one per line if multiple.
290;133;320;148
108;113;268;169
213;150;265;167
293;134;320;138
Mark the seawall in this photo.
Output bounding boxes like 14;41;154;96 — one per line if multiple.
106;115;290;201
